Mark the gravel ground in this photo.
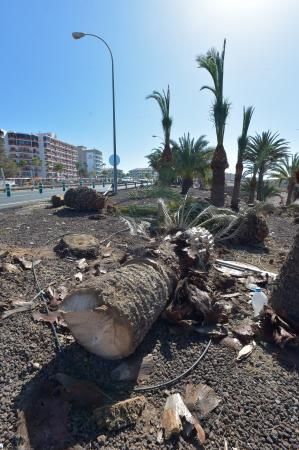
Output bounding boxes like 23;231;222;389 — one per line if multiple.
0;200;298;450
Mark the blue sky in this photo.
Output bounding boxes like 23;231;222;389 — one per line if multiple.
1;0;298;172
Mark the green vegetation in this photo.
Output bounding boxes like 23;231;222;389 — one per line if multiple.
245;131;289;202
146;86;173;185
241;179;280;202
118;204;158;217
128;185;182;201
0;130;18;177
197;39;230;207
32;156;42;177
171;133;211;195
53;162;64;176
272;153;299;205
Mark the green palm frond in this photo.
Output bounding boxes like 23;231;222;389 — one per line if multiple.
197;39;229;145
171;133;211;180
245;130;289;176
272;153;299;184
237;106;254;160
146;86;172;146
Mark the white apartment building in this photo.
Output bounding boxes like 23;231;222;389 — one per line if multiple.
128;167;156;180
78;146;103;177
2;130;78;178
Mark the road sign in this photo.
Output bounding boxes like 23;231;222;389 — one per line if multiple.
109;154;120;166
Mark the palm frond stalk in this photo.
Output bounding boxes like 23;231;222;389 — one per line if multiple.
231;106;254;210
197;39;230;207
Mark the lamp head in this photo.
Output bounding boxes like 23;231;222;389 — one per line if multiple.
72;32;86;40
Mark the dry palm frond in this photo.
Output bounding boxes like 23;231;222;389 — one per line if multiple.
158;197;268;244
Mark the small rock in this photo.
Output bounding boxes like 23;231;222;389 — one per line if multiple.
97;435;107;444
32;362;40;370
76;258;88;270
74;272;83;282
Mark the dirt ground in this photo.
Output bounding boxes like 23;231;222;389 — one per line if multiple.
0;194;298;450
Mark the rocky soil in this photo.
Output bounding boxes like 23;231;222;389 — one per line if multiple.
0;198;298;450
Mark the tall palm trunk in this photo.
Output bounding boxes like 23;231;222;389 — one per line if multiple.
286;179;295;206
270;231;299;331
210;144;228;207
181;177;193;195
256;170;264;201
231;161;243;211
248;175;257;204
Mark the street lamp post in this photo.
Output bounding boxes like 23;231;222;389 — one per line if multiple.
72;32;118;194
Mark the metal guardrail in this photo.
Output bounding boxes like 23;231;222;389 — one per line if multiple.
1;180;152;195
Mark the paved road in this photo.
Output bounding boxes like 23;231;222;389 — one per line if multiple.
0;183;141;210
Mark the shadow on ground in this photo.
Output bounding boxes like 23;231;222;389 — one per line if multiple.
13;320;206;450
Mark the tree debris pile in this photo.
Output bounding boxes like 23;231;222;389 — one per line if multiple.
51;195;65;208
157;198;269;245
64;186;106;211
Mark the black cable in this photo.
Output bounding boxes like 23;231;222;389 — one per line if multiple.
132;339;211;392
31;259;61;352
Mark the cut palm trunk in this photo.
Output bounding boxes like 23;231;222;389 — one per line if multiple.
210;144;228;207
60;246;178;359
270;231;299;331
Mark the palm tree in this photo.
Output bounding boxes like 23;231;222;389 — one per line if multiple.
53;162;64;178
31;156;42;177
245;131;289;202
146;147;163;172
272;153;299;205
17;160;27;177
231;106;254;210
197;39;230;206
0;130;17;178
241;178;280;202
171;133;211;194
146;86;172;161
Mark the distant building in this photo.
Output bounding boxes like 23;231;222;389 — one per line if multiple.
128;167;156;180
41;133;78;178
225;172;235;185
2;130;78;178
103;168;123;180
78;146;103;177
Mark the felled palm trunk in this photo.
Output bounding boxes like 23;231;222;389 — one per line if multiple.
60;244;178;359
231;161;243;211
181;177;193;195
270;231;299;331
210;144;228;207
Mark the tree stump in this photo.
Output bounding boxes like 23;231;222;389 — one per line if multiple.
56;234;99;259
270;231;299;331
